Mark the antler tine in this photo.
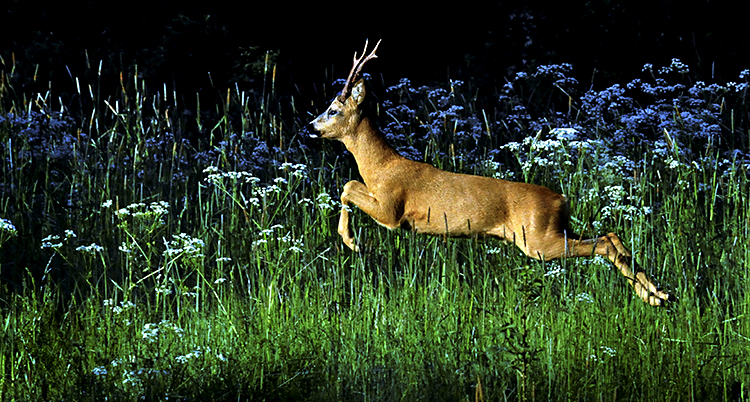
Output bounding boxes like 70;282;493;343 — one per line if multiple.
338;39;382;101
353;39;381;80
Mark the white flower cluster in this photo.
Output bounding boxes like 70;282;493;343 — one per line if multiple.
103;299;136;315
175;349;202;364
575;292;594;304
40;229;90;252
76;243;104;255
544;266;567;278
0;218;17;235
41;234;63;249
279;162;308;179
315;192;338;211
203;165;312;210
252;223;305;253
589;345;617;363
203;166;261;186
141;319;184;343
164;233;205;259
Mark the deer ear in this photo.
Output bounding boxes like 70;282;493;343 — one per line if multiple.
351;80;366;105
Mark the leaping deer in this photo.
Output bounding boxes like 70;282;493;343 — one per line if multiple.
310;39;670;306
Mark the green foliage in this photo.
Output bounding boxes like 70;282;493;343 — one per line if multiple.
0;55;749;401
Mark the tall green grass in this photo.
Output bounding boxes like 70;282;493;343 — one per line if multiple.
0;53;748;401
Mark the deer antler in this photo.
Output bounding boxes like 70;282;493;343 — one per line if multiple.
338;39;382;101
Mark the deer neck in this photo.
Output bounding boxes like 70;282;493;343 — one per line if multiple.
341;117;401;184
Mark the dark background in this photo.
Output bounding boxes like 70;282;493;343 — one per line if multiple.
2;0;748;103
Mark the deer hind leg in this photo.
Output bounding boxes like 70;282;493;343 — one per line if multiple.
338;180;400;252
565;233;670;306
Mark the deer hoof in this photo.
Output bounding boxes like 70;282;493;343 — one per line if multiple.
342;236;359;253
646;290;671;307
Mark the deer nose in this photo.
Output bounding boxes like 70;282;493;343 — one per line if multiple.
308;117;321;138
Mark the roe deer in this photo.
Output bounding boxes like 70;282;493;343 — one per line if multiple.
310;39;670;306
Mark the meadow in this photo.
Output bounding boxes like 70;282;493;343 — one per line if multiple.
0;54;749;401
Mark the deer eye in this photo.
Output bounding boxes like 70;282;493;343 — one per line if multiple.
328;108;339;117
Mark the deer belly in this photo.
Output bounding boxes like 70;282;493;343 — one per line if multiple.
400;208;491;237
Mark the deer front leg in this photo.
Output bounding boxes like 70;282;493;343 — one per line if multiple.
338;181;372;252
338;199;358;252
338;180;399;252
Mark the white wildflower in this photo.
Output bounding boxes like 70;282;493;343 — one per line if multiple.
576;293;594;304
600;346;616;357
77;243;103;255
544;266;566;278
141;323;159;343
41;235;62;249
0;218;17;236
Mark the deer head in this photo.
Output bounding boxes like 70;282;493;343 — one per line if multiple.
311;79;366;139
311;39;381;140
